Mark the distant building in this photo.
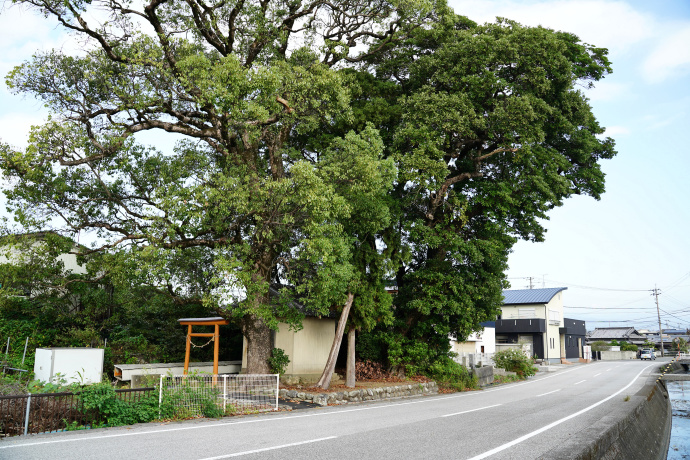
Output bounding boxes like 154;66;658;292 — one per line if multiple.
586;327;646;346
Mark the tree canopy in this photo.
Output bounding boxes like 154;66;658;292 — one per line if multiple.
1;0;615;375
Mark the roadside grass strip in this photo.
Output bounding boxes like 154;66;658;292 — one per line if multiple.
465;363;657;460
198;437;338;459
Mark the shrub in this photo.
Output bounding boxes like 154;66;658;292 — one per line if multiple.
267;348;290;375
492;348;536;378
590;341;609;352
426;357;478;391
80;382;158;426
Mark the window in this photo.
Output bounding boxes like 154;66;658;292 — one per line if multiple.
549;309;561;325
518;308;535;318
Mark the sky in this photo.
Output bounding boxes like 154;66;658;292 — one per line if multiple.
0;0;688;332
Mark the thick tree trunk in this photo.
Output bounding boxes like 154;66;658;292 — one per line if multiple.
314;292;354;390
346;327;356;388
243;313;272;374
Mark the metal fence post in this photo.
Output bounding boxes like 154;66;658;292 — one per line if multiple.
275;374;279;411
158;375;163;419
23;393;31;436
223;375;227;413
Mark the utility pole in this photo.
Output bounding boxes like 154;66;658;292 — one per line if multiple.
652;286;664;357
526;276;534;289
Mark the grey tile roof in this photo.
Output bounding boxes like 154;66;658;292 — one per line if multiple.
588;327;644;340
502;287;568;305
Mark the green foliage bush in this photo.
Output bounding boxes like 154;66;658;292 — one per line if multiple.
590;341;609;352
159;380;225;419
492;348;536;378
80;383;159;426
267;348;290;375
612;340;638;352
426;356;478;391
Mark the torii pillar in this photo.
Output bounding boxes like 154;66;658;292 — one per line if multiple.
178;317;229;375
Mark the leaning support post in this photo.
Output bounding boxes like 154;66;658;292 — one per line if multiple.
21;337;29;364
23;393;31;436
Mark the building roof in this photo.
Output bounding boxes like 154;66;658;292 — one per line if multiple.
502;287;567;305
588;327;644;340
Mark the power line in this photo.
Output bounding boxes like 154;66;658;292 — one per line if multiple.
564;305;654;310
543;279;650;292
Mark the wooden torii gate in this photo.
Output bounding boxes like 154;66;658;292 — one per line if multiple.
178;317;229;375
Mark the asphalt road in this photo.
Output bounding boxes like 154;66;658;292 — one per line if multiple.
0;360;663;460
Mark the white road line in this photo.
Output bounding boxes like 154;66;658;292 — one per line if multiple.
606;368;612;372
593;372;602;377
465;363;657;460
574;380;586;385
198;436;337;459
442;404;502;417
535;389;561;397
0;364;594;450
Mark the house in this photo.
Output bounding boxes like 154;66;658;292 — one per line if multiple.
586;327;646;346
495;287;585;363
646;329;689;351
0;231;87;302
449;321;496;355
0;231;86;276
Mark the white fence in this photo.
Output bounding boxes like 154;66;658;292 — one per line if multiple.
159;374;279;418
677;352;690;361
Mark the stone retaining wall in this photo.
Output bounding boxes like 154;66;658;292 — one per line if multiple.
279;381;438;406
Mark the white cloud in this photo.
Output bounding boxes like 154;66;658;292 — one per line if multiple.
586;80;631;102
603;126;630;137
448;0;654;54
642;25;690;83
449;1;690;85
0;113;47;149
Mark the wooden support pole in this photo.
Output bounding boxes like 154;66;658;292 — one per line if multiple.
184;324;192;375
213;324;220;375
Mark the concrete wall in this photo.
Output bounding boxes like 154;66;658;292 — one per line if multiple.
599;350;637;360
471;366;494;386
242;317;336;380
274;316;335;377
538;368;671;460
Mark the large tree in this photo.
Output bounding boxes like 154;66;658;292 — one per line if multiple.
318;15;617;372
1;0;444;372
